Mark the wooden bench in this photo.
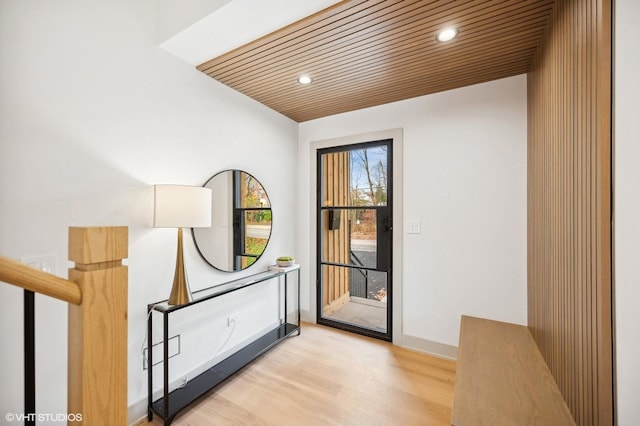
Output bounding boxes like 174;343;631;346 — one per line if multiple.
451;315;575;425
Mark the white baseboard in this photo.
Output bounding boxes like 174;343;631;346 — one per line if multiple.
300;309;314;323
401;334;458;360
128;406;148;426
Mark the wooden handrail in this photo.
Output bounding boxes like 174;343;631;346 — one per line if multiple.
0;255;81;304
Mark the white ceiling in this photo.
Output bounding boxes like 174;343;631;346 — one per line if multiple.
159;0;342;66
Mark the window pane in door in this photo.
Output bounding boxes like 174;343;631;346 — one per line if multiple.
320;146;388;208
320;208;377;268
349;146;388;207
321;264;387;333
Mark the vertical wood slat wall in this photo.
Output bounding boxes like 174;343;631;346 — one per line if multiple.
322;151;351;314
527;0;612;424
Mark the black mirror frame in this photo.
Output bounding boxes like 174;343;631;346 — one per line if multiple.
192;169;272;272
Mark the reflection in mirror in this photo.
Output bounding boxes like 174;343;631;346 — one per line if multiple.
193;170;272;272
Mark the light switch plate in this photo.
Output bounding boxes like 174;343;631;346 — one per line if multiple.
406;220;421;234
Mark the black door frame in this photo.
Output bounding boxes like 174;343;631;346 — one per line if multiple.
316;139;393;341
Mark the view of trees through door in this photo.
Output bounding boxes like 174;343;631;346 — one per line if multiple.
317;140;392;341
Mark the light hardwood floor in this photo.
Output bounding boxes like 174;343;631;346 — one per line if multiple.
145;322;456;426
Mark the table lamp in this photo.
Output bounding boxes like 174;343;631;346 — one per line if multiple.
153;184;212;305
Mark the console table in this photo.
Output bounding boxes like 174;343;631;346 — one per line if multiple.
147;265;300;425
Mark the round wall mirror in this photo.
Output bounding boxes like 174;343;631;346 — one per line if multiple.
193;170;272;272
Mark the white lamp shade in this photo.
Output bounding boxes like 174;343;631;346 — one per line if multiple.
153;185;212;228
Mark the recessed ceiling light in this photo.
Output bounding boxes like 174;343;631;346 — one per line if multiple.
297;75;313;85
436;27;458;42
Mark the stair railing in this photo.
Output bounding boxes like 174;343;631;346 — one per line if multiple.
0;226;128;425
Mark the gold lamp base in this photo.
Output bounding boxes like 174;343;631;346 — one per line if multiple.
168;228;193;305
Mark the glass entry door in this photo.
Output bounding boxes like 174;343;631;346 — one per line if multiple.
317;140;392;341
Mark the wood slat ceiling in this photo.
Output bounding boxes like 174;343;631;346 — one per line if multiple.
197;0;555;122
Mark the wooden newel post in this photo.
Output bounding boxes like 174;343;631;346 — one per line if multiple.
67;227;128;425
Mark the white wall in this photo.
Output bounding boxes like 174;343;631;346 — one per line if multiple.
614;0;640;424
0;0;298;423
156;0;231;44
298;75;528;352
